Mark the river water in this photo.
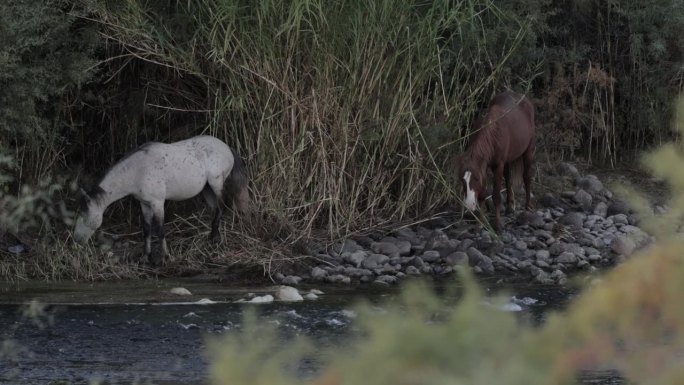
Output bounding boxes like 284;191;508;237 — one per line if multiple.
0;277;622;385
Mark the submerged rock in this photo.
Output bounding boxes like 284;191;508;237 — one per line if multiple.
169;287;192;296
276;286;303;302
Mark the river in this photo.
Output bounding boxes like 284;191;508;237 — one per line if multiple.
0;277;622;384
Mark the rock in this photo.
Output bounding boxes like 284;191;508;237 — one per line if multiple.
344;267;374;277
514;241;527;251
557;162;580;177
405;266;421;275
575;175;604;195
340;239;363;253
247;295;274;303
467;247;494;274
370;242;400;258
374;275;398;285
311;267;328;280
577;260;590;270
326;274;351;284
395;227;418;240
565;243;585;256
457;238;474;252
304;293;319;300
611;235;636;256
535;260;551;268
395;240;413;256
421;250;441;263
558;212;586;230
556;252;578;264
550;269;567;284
362;253;390;270
535;249;551;261
607;200;630;216
593;202;608;217
354;236;375;248
534;270;554;285
516;211;545;228
281;276;302;285
410;256;426;269
169;287;192;296
445;251;467;266
276;286;303;302
343;250;367;267
611;214;629;225
573;189;593;209
549;242;565;256
539;192;561;208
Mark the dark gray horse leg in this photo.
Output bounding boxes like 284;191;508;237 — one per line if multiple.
140;202;154;264
202;184;222;243
523;144;535;210
504;163;514;215
150;201;168;266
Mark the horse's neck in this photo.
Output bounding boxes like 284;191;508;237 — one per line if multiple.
97;164;136;208
467;118;498;163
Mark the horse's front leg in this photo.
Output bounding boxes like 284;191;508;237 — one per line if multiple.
140;202;154;265
150;201;170;266
492;163;505;232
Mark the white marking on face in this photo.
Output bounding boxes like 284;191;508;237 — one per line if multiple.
463;171;477;211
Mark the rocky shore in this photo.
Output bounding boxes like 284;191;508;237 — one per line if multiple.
277;163;656;287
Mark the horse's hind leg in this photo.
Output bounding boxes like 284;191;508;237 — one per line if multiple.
492;162;505;232
522;143;535;210
504;163;515;215
202;184;223;243
150;201;169;265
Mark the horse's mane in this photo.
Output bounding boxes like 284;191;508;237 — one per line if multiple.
94;142;156;187
80;185;106;212
82;142;156;210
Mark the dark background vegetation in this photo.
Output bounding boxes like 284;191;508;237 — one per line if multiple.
0;0;682;279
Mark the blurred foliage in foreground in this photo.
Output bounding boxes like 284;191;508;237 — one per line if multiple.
207;97;684;384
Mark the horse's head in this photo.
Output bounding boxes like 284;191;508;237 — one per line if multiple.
73;187;105;243
457;157;485;212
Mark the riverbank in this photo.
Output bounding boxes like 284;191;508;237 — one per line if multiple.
0;161;660;286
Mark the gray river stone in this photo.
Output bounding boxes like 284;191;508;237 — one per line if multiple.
611;214;629;225
421;250;441;263
574;189;593;209
559;212;586;230
611;235;636;256
576;175;604;195
343;250;367;267
467;247;494;274
445;251;467;266
405;266;421;275
362;254;390;270
593;201;608;217
311;267;327;280
556;252;578;265
370;242;400;258
607;200;631;216
326;274;351;284
374;275;398;285
282;276;303;285
344;267;374;277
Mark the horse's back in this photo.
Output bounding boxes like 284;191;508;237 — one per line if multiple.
488;92;535;157
129;136;234;201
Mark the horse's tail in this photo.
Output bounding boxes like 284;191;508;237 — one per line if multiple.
227;147;249;214
509;156;526;192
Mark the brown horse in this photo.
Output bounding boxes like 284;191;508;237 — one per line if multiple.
457;91;535;232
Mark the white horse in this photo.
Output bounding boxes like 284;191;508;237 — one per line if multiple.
74;135;248;265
